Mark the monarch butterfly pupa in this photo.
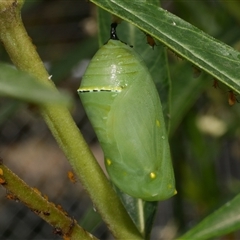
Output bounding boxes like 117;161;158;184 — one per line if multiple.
78;23;176;201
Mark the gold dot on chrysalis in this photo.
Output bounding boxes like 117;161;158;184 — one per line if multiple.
150;172;156;179
106;158;112;166
156;120;160;127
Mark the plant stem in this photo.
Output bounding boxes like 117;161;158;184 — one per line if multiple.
0;1;142;239
0;161;97;240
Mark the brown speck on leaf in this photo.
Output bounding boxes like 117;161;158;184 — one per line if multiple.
146;34;157;49
228;90;237;106
213;79;219;89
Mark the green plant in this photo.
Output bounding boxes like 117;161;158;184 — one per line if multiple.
1;0;240;239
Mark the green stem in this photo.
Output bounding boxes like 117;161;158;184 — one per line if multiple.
0;161;97;240
0;1;142;239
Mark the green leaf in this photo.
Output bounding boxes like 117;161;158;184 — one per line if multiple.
0;63;72;106
90;0;240;94
178;193;240;239
113;185;158;239
170;62;209;136
79;207;103;233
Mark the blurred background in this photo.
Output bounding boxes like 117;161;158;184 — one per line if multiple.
0;0;240;239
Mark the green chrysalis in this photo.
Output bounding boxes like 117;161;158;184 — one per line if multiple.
78;23;175;201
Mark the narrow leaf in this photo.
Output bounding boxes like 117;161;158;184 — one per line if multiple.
0;63;72;106
91;0;240;94
179;194;240;239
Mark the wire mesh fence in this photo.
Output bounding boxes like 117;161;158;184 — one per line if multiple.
1;1;240;239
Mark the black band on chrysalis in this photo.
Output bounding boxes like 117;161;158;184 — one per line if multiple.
110;22;119;40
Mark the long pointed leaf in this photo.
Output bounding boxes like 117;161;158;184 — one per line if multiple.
90;0;240;94
0;63;71;106
179;194;240;239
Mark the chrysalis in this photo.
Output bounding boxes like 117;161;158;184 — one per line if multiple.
78;23;175;201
